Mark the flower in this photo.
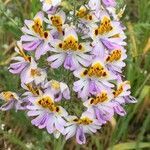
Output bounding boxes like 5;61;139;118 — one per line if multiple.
47;26;92;70
84;90;114;124
8;42;46;86
113;80;131;104
65;111;101;144
73;58;116;100
45;10;66;34
89;14;126;50
76;6;97;23
0;91;23;111
21;11;53;60
9;41;31;74
20;58;47;85
110;80;137;116
43;80;70;101
26;90;68;135
105;47;127;73
40;0;61;12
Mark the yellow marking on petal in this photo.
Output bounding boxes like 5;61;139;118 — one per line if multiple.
58;35;84;52
113;81;130;98
50;15;63;33
95;17;113;36
110;34;120;38
76;6;87;18
124;81;130;85
16;45;31;62
32;18;44;36
1;92;16;101
51;80;60;90
82;63;108;78
77;117;93;125
46;0;52;4
30;69;41;77
32;18;49;39
90;92;108;105
37;96;59;112
113;85;123;98
62;35;78;50
106;49;122;62
76;6;93;21
25;83;40;96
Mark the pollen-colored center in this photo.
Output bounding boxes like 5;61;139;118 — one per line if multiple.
76;7;93;21
37;96;59;112
25;83;40;96
77;7;87;18
74;117;93;125
82;63;107;78
58;36;83;51
106;49;122;62
51;80;60;90
46;0;52;4
113;85;123;98
95;17;113;36
50;16;63;33
2;92;16;101
90;92;108;105
32;18;49;39
31;69;41;77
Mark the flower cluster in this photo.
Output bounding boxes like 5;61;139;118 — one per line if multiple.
0;0;137;144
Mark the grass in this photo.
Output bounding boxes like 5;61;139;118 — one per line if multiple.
0;0;150;149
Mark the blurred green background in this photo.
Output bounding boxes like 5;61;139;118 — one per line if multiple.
0;0;150;149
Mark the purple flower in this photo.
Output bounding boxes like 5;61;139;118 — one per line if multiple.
40;0;61;12
84;90;114;124
20;58;47;85
47;26;92;70
9;41;31;74
21;12;53;60
106;47;127;73
65;111;101;144
1;0;137;145
89;14;126;50
26;90;68;135
45;10;66;34
43;80;70;101
73;59;116;100
0;92;24;111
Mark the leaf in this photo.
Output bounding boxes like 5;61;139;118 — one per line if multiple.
111;142;150;150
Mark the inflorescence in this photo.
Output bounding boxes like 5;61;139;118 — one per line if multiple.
0;0;137;144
